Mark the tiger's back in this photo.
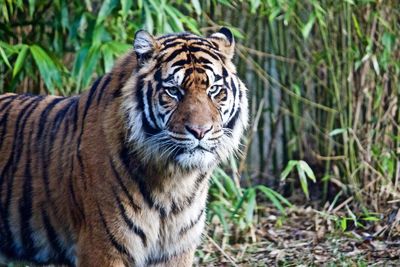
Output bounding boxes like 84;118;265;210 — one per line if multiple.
0;28;248;267
0;94;81;265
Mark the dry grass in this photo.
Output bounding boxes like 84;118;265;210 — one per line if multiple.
196;203;400;266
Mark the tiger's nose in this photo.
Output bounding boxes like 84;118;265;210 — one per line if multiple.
185;125;213;140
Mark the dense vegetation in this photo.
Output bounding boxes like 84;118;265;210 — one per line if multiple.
1;0;399;264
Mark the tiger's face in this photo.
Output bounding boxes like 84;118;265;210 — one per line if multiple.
123;28;248;171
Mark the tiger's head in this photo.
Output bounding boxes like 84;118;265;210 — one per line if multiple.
122;28;248;171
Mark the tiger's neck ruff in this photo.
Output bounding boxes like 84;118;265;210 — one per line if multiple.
0;28;248;267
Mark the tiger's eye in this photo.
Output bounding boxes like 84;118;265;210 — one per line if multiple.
165;87;181;99
208;85;221;96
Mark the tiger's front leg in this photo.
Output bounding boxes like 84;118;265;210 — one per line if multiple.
76;234;129;267
149;250;195;267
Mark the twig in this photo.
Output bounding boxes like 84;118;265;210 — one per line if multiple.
237;44;298;64
206;235;238;267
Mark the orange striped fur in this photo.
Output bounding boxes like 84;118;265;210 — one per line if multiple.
0;28;248;266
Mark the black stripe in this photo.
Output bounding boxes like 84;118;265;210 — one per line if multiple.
109;159;140;211
161;41;184;51
58;98;79;182
145;82;158;127
179;209;204;235
113;88;122;98
214;74;223;82
118;146;167;217
171;59;190;68
96;75;111;104
171;173;207;215
135;80;160;136
118;143;153;210
0;96;16;112
41;208;68;262
188;46;221;61
146;253;175;265
46;98;75;170
76;77;102;189
158;94;170;107
163;48;186;63
36;97;65;148
111;187;147;246
0;103;13;151
83;77;101;120
226;75;238;121
97;206;135;263
0;96;43;256
190;41;216;50
0;94;17;102
197;56;212;65
19;122;37;258
72;96;79;132
37;98;65;208
154;69;162;84
225;107;241;130
202;64;215;72
68;158;85;222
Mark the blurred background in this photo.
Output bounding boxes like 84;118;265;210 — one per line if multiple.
1;0;399;265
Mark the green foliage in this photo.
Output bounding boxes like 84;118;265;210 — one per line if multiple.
208;167;291;234
281;160;316;200
0;0;204;94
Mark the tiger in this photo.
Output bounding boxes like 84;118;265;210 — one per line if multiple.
0;27;248;266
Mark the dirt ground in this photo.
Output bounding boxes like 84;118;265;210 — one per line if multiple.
196;205;400;266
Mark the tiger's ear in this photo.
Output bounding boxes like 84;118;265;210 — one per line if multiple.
209;27;235;60
134;30;157;64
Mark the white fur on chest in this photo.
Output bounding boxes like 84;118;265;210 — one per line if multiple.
121;171;210;266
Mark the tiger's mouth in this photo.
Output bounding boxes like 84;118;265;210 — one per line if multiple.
194;146;212;152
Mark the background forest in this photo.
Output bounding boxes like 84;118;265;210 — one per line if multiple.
1;0;399;265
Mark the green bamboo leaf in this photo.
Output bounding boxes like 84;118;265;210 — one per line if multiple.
107;41;131;55
302;14;315;39
211;173;229;197
164;5;184;32
230;191;247;219
341;218;347;231
265;186;292;207
211;204;229;233
371;54;380;75
143;3;154;33
250;0;260;13
72;45;90;78
28;0;35;17
329;128;347;136
180;16;200;35
96;0;119;25
280;160;297;180
30;45;55;93
191;0;202;15
102;44;114;73
296;164;309;199
2;4;9;22
214;168;239;198
245;189;256;224
80;44;101;88
60;0;69;29
256;185;285;213
0;45;11;68
299;160;316;182
12;45;29;78
121;0;132;17
229;27;244;39
30;45;62;94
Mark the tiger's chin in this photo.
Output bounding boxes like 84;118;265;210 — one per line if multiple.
174;149;218;171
